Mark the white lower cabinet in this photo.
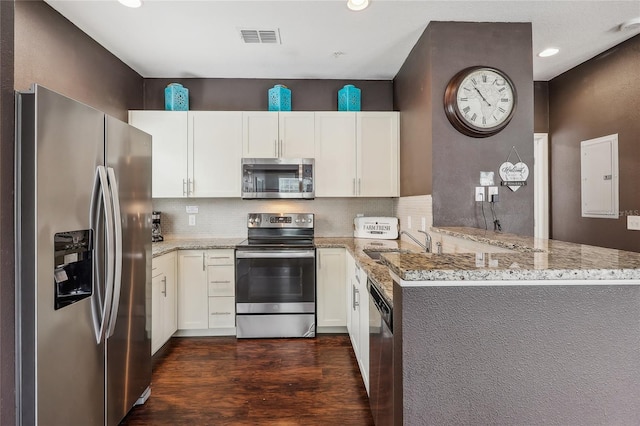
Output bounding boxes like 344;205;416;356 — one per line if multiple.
177;249;236;335
151;252;177;355
206;250;236;330
316;248;347;330
346;251;370;394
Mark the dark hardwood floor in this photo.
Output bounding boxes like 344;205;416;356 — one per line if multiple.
120;335;374;425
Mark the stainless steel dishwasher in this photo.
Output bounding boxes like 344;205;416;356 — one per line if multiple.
368;278;393;425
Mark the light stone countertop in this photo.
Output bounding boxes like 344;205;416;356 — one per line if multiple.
152;236;424;306
384;226;640;284
151;228;640;306
152;238;244;257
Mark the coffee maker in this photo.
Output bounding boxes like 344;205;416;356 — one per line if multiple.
152;211;163;242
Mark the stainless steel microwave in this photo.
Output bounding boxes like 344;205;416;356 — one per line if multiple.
241;158;314;199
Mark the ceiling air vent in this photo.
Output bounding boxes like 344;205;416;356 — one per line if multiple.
240;29;281;44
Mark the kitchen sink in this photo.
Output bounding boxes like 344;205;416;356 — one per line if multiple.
363;249;412;263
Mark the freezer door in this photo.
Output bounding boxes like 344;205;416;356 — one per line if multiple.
17;85;106;426
105;116;153;426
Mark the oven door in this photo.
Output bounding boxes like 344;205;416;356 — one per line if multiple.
235;248;316;314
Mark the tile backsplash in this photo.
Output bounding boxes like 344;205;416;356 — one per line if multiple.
393;195;433;244
153;197;395;239
154;195;433;240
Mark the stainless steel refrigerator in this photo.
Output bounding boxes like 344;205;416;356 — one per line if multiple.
16;85;152;425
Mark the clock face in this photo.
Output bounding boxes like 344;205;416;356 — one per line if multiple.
444;67;517;137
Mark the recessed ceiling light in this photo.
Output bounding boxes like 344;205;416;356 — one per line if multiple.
538;48;559;58
618;17;640;32
118;0;142;8
347;0;369;11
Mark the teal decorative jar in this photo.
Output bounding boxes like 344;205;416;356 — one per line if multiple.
338;84;361;111
268;85;291;111
164;83;189;111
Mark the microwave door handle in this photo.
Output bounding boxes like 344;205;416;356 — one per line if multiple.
299;164;303;192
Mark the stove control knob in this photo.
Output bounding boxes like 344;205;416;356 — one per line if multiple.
301;218;306;223
295;219;300;223
255;218;261;224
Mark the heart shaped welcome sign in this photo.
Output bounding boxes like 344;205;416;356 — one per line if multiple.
499;161;529;191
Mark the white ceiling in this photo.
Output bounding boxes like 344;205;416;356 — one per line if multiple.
45;0;640;81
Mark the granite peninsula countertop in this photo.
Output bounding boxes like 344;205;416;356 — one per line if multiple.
385;226;640;284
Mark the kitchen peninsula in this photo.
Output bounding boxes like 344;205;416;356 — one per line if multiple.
381;227;640;426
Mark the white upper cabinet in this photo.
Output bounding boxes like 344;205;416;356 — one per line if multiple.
315;111;398;197
242;112;279;158
314;112;357;197
189;111;243;197
242;112;315;158
357;112;399;197
129;110;242;198
131;109;397;198
278;112;315;158
129;111;188;198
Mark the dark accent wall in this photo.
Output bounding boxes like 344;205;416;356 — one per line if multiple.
0;2;15;424
14;0;143;121
534;81;549;133
394;22;534;236
143;78;393;111
393;25;433;196
549;35;640;252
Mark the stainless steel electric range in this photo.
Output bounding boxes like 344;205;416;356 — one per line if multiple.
235;213;316;338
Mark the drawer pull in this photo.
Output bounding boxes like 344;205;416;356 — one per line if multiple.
209;256;231;259
210;312;232;315
210;280;231;284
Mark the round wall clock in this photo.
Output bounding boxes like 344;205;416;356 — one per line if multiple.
443;66;517;138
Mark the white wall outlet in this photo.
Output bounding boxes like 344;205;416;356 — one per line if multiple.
186;205;199;214
488;186;499;198
188;215;196;226
475;186;485;202
421;217;426;231
627;215;640;231
407;216;412;229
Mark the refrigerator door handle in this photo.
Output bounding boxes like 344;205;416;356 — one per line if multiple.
106;167;123;338
90;165;116;344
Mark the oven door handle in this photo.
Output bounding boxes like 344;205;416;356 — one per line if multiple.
236;250;316;259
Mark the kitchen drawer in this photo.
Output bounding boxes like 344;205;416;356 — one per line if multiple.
206;249;235;266
207;265;235;297
208;297;235;328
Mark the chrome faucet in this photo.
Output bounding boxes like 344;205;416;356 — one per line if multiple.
400;230;432;253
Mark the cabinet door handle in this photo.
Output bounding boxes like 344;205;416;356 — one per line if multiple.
353;178;356;196
352;284;357;310
279;139;283;157
358;178;361;195
182;179;187;196
274;140;278;157
209;256;231;259
354;287;360;308
189;178;194;196
355;274;360;284
209;280;231;284
202;253;205;271
161;276;167;297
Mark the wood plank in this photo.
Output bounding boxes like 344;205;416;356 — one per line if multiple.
121;335;374;425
